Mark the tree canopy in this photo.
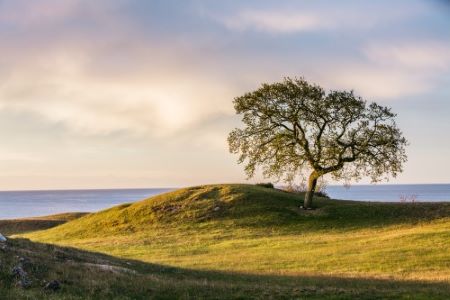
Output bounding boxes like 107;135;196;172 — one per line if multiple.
228;77;408;208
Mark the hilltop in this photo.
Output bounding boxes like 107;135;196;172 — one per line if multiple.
1;184;449;299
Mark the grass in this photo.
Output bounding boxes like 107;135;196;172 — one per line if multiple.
1;184;449;298
0;213;87;235
2;238;448;300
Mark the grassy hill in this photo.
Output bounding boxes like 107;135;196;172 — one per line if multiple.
1;184;449;299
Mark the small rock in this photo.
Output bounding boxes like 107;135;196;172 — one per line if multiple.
0;233;7;242
299;206;314;210
11;266;27;278
213;206;220;212
16;278;32;289
12;266;32;289
44;280;61;291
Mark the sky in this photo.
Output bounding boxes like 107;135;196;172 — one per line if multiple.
0;0;449;190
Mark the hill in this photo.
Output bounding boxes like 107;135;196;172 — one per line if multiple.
3;184;449;299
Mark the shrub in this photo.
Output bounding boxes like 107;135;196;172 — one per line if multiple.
313;191;330;199
282;182;330;198
256;182;274;189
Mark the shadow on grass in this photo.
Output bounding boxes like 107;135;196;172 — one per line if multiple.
0;219;75;236
1;237;448;300
0;213;88;235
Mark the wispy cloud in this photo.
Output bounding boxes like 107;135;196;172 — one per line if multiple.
312;40;450;100
364;41;450;70
320;66;432;99
211;2;427;34
235;41;450;100
0;0;124;28
0;0;78;26
220;10;325;33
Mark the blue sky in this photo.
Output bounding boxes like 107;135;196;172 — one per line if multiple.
0;0;449;189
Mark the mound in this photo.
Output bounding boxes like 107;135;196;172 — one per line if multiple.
23;184;305;240
25;184;450;242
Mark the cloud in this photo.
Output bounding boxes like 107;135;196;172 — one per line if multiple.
0;0;444;140
0;50;236;137
320;67;432;99
0;0;78;26
210;1;427;34
0;0;125;28
314;40;450;100
364;41;450;70
0;0;449;188
221;10;325;33
0;1;238;138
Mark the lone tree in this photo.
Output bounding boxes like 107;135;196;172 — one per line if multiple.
228;77;407;209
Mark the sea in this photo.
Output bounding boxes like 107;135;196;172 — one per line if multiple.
0;184;449;220
0;188;173;220
326;184;450;202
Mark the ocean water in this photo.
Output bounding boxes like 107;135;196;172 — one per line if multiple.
0;188;173;220
327;184;450;202
0;184;449;220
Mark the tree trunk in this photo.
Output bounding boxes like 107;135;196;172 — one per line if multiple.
303;171;319;209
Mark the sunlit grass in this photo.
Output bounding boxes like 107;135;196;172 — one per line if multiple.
22;184;450;283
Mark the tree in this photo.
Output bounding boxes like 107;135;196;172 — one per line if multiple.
228;77;408;209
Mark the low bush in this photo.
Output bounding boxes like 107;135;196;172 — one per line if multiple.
255;182;274;189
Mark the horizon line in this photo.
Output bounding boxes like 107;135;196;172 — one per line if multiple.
1;182;450;193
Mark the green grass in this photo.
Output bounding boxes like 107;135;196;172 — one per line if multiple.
1;184;449;298
2;238;448;300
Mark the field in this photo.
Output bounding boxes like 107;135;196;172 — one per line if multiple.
1;184;449;299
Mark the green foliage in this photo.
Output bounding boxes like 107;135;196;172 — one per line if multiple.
255;182;274;188
228;77;408;205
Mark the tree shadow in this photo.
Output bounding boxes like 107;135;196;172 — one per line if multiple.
1;237;448;300
212;189;450;233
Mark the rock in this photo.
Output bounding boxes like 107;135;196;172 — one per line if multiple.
16;278;32;289
12;266;32;289
213;206;220;212
11;266;27;278
299;206;314;210
0;233;7;242
44;280;61;291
